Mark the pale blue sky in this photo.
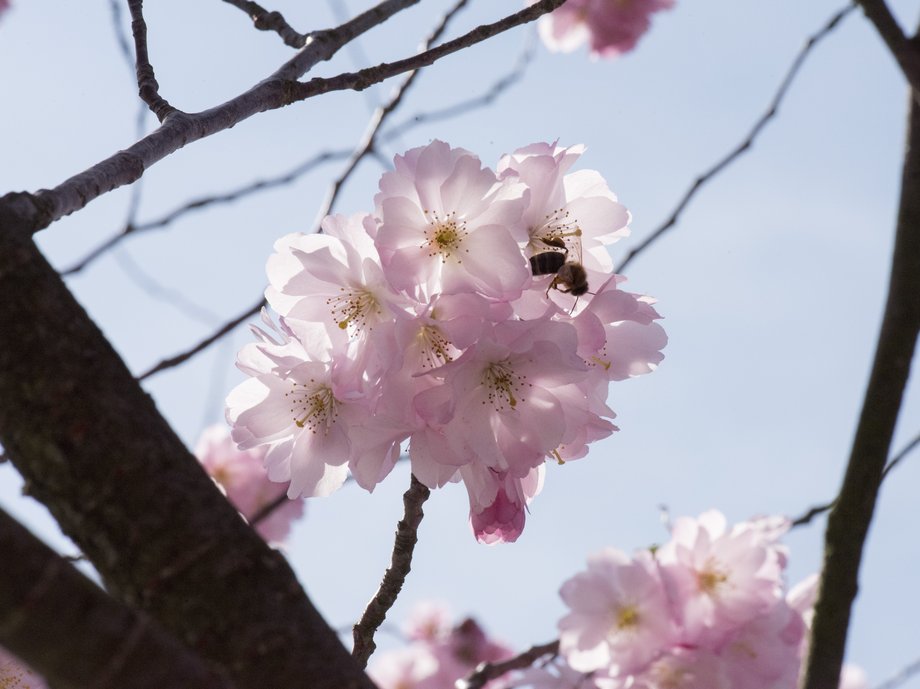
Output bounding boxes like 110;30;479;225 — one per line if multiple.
1;1;919;685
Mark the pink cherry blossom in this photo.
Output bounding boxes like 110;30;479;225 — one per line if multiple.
229;139;667;541
719;599;804;689
266;214;406;379
375;140;530;301
369;645;439;689
558;548;679;675
498;141;630;282
536;0;675;60
573;277;667;382
462;463;544;544
0;647;47;689
403;601;454;642
226;318;394;497
657;510;784;646
414;318;592;477
370;610;512;689
194;424;304;542
619;647;730;689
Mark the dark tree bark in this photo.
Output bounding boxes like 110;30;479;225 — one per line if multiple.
0;229;375;689
0;507;234;689
801;92;920;689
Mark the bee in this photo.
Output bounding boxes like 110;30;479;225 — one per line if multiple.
529;233;589;297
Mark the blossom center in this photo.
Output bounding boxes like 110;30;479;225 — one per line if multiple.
614;604;640;631
285;381;338;434
481;360;527;410
529;208;582;255
416;324;454;369
422;209;468;261
697;562;728;595
326;286;380;335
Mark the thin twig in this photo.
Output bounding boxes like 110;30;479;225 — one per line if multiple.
138;298;265;381
289;0;566;102
113;249;222;325
60;149;350;276
352;473;430;668
461;640;560;689
315;0;472;225
62;42;534;277
382;40;534;142
874;653;920;689
881;429;920;478
790;430;920;527
5;0;563;237
221;0;308;48
127;0;177;122
801;90;920;689
615;3;857;273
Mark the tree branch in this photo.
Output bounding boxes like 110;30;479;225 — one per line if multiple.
315;0;471;224
801;92;920;689
0;0;562;240
789;429;920;527
128;0;178;122
60;148;351;276
62;39;533;278
0;233;374;689
856;0;920;96
220;0;308;48
615;3;856;273
352;473;430;668
382;41;534;142
138;297;265;380
0;507;234;689
460;640;560;689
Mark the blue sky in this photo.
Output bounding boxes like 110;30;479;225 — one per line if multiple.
1;1;919;685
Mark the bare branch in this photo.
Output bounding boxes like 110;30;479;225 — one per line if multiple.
315;0;472;224
460;640;560;689
221;0;308;48
127;0;178;122
290;0;566;102
138;297;265;380
790;500;836;528
273;0;422;81
382;41;535;142
0;506;234;689
61;149;350;276
881;429;920;478
801;91;920;689
615;3;856;273
856;0;920;96
352;473;430;668
874;653;920;689
791;430;920;527
1;0;563;239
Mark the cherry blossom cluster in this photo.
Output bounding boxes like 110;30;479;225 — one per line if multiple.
550;511;867;689
226;139;666;542
194;425;305;542
0;647;47;689
534;0;674;59
369;603;513;689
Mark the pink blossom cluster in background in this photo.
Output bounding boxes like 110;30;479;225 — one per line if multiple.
369;603;513;689
0;647;47;689
194;425;304;542
534;0;674;59
226;140;666;542
544;511;867;689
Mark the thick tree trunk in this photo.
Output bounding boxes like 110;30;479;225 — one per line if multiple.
0;228;375;689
